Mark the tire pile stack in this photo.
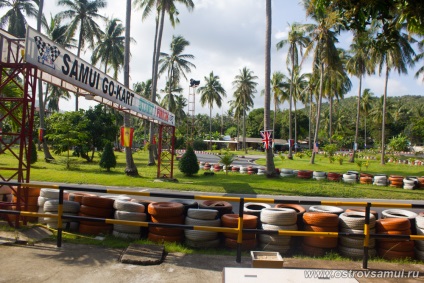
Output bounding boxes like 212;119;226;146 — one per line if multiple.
69;192;96;204
388;175;403;188
376;218;415;260
259;208;297;254
338;211;377;259
43;199;80;231
275;204;306;249
342;173;357;184
184;208;221;248
257;167;266;176
327;172;342;182
231;166;240;173
312;171;326;181
373;174;388;186
359;173;373;185
247;166;256;175
297;170;313;179
113;200;146;240
239;166;247;174
280;169;294;178
213;164;221;172
302;212;339;257
309;205;344;215
38;188;69;224
203;163;211;171
418;177;424;188
403;177;418;190
414;215;424;260
78;196;115;235
244;202;271;228
382;209;418;236
222;214;257;251
148;202;185;243
199;200;233;217
13;187;41;223
0;185;13;202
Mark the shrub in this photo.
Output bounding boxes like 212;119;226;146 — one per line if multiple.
219;152;235;175
28;140;37;164
178;146;199;176
193;139;207;151
100;142;116;172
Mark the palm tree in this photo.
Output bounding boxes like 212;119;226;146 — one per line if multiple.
91;18;125;78
360;88;373;149
346;31;374;161
0;0;38;37
133;0;194;165
270;72;288;140
303;2;343;164
276;22;311;159
233;67;257;154
414;38;424;81
58;0;107;111
264;0;275;174
369;18;416;164
158;35;195;111
174;94;187;127
198;72;226;150
159;82;183;112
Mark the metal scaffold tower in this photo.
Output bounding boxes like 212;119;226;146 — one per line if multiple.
187;79;199;142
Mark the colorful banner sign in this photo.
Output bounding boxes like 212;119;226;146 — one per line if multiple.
120;127;134;148
260;130;272;150
25;26;175;126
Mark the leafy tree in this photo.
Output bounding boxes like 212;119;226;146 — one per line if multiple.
198;71;226;150
218;152;235;175
388;134;409;152
233;67;257;153
100;141;116;171
0;0;38;37
58;0;107;111
178;146;199;176
410;118;424;145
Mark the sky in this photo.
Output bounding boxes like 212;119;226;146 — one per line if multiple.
2;0;424;116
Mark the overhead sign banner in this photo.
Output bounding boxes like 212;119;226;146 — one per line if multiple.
25;26;175;126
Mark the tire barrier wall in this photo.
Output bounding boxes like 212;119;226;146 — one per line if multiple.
1;181;424;267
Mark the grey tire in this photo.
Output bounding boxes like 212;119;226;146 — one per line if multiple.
381;209;417;219
113;224;141;234
113;200;145;213
260;208;297;225
339;211;376;230
112;230;140;240
339;236;375;249
184;230;218;241
339;246;376;258
185;216;221;227
114;211;146;221
187;208;219;220
309;205;344;215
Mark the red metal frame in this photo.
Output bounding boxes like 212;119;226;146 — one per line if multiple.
157;125;175;178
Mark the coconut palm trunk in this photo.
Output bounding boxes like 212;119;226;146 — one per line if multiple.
350;75;362;162
310;63;324;164
124;0;138;176
381;66;389;165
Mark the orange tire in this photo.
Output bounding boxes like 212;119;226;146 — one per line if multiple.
360;173;374;178
148;202;184;217
224;237;256;250
303;224;338;233
149;226;183;236
79;205;114;218
150;215;184;224
275;204;306;214
376;218;410;232
303;212;339;227
221;214;257;229
79;223;113;235
148;232;183;243
81;196;115;209
78;213;109;226
378;248;415;260
378;240;414;252
360;177;373;184
70;192;97;204
301;243;328;257
303;234;338;249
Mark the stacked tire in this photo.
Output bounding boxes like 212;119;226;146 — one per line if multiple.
388;175;403;188
13;187;41;223
222;214;257;251
403;177;418;190
38;188;69;224
414;215;424;260
338;211;377;259
418;177;424;188
373;174;388;186
342;173;357;184
184;208;221;248
382;209;418;235
280;169;293;178
244;202;271;228
257;167;266;176
297;170;313;179
203;163;211;171
199;200;232;217
302;212;339;256
148;202;185;243
359;173;373;185
78;196;115;235
232;166;240;173
309;205;344;215
43;199;80;231
376;218;415;260
247;166;256;175
0;185;13;202
313;171;326;181
239;166;247;174
213;164;221;172
327;172;341;182
113;200;146;240
259;208;297;254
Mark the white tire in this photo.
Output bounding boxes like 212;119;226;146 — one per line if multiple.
403;184;415;190
113;200;145;213
280;173;293;178
114;211;146;221
185;216;221;227
416;215;424;229
343;178;357;184
43;212;76;223
314;176;327;181
373;181;387;186
40;188;68;199
339;236;376;249
339;212;376;230
113;230;140;240
261;223;297;231
260;208;297;225
244;203;271;214
309;205;344;215
37;196;51;207
184;230;218;241
113;224;141;234
343;173;357;180
339;246;376;258
313;171;327;177
403;177;417;185
187;208;219;220
340;227;376;234
280;168;293;174
101;195;131;201
382;209;417;219
43;200;80;213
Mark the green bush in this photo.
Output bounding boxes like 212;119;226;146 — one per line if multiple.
27;140;37;164
178;146;199;176
100;142;116;172
193;139;207;151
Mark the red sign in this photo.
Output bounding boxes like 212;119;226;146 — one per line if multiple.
260;130;272;150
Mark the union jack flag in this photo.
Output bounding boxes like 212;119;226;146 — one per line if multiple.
260;130;272;150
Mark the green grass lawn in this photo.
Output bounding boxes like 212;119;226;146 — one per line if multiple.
1;148;423;200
